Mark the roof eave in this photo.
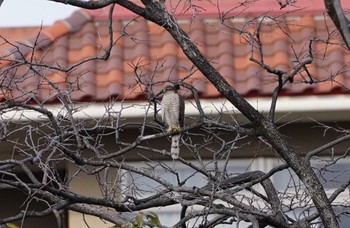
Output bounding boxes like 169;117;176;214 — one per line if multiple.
3;94;350;123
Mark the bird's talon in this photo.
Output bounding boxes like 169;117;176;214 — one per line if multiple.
167;126;180;134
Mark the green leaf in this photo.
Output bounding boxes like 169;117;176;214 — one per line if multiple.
134;213;144;228
145;212;162;227
5;224;19;228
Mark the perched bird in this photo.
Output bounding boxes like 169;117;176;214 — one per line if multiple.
161;85;185;159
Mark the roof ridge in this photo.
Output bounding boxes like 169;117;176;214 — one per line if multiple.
86;0;348;21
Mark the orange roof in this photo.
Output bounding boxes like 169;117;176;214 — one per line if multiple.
1;0;350;103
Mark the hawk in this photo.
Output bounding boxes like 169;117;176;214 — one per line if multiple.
161;85;185;159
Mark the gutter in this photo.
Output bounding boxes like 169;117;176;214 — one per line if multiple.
2;94;350;123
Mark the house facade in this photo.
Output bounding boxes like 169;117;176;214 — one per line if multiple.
1;0;350;227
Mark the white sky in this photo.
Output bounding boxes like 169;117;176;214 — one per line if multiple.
0;0;78;27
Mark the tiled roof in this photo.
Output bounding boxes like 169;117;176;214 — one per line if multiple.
1;0;350;103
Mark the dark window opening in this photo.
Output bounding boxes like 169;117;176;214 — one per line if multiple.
0;170;67;228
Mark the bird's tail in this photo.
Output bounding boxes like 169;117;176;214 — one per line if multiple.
171;134;180;159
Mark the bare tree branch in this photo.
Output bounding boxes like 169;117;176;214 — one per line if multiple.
2;0;350;227
325;0;350;50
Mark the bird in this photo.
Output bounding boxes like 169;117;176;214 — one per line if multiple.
161;85;185;159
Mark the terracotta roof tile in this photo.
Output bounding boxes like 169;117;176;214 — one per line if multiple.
1;1;350;103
